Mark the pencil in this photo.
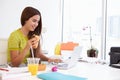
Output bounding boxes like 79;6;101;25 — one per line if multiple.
0;68;9;72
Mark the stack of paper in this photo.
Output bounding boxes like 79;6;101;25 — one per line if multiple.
0;67;31;80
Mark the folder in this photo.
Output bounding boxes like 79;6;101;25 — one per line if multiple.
37;72;87;80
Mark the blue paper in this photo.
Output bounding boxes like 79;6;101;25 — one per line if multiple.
37;72;87;80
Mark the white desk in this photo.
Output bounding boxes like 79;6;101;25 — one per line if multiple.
2;62;120;80
60;62;120;80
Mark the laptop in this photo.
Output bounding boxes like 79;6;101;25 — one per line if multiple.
57;46;83;69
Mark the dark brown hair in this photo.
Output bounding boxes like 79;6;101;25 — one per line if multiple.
21;6;42;39
21;6;42;57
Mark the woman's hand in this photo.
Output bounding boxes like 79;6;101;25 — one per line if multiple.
48;58;62;63
33;35;40;49
30;35;40;49
25;35;40;49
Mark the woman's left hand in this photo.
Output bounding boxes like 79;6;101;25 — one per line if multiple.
48;58;62;63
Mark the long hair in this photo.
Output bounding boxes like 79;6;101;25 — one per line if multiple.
21;6;42;57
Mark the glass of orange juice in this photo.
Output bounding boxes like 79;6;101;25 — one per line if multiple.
27;58;40;76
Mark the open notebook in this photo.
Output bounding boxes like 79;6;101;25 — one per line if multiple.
57;46;83;69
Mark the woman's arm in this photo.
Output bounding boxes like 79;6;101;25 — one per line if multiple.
35;46;62;63
10;38;36;67
10;45;30;67
35;46;49;61
33;35;62;63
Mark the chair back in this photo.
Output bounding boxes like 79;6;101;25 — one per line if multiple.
0;38;8;64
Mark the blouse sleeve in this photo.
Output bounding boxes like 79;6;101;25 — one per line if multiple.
8;32;20;50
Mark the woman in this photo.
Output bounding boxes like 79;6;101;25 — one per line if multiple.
7;6;61;67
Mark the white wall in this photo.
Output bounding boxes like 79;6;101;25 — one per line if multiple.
0;0;62;55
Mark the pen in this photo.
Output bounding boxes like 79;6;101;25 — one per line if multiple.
0;68;9;72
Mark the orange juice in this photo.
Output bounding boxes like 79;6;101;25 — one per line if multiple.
28;64;38;75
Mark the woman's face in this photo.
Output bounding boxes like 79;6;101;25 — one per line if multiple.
24;15;40;31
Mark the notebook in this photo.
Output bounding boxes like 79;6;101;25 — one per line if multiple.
57;46;83;69
37;72;87;80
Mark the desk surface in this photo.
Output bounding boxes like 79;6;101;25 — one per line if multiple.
2;62;120;80
64;62;120;80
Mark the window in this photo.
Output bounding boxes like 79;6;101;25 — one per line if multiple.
62;0;120;61
63;0;102;58
106;0;120;61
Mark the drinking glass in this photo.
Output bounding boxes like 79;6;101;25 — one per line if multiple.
27;58;40;75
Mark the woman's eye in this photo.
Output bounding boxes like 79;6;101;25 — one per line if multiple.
32;19;37;22
32;19;39;23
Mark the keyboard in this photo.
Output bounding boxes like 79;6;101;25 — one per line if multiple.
111;64;120;69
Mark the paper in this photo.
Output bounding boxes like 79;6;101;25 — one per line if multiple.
0;67;31;80
37;72;87;80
